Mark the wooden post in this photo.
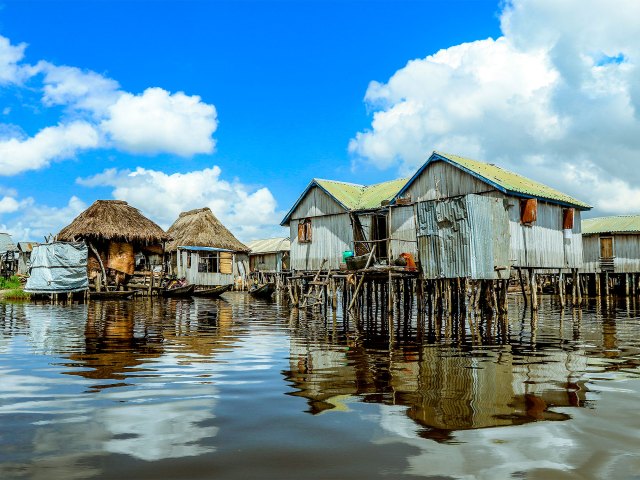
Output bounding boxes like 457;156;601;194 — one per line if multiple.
573;269;581;306
559;271;565;307
517;268;528;307
87;242;107;291
529;269;538;311
595;273;601;298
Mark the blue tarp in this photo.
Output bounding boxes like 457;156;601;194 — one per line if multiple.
25;242;89;293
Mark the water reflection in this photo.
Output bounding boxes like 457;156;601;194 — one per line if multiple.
0;294;639;479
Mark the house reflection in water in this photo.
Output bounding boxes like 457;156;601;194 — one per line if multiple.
283;313;589;442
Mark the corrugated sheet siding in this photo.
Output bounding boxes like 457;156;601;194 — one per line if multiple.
178;250;235;286
403;161;492;202
289;213;352;271
389;205;418;259
250;252;279;271
416;194;509;279
582;234;640;273
290;186;345;220
507;200;583;269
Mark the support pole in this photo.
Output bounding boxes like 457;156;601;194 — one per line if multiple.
529;269;538;311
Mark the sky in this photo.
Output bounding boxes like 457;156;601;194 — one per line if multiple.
1;0;640;243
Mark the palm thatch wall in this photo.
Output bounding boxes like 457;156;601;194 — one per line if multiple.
166;207;248;252
58;200;169;245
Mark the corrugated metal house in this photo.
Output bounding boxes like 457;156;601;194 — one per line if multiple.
166;208;249;286
281;178;412;271
0;232;18;275
247;237;290;272
17;241;37;275
397;152;591;279
581;215;640;273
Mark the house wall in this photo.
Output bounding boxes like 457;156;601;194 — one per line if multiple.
289;213;353;271
290;186;345;220
582;234;640;273
177;250;235;286
250;252;279;272
404;161;584;271
389;205;418;260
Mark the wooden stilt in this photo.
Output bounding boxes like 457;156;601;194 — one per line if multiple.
559;271;565;307
529;269;538;311
517;268;528;307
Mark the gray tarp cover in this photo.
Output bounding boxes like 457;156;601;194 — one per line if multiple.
25;242;89;293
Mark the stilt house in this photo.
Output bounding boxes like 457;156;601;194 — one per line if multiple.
581;215;640;294
281;178;413;271
17;241;37;275
166;208;249;287
0;232;18;276
57;200;169;289
395;152;591;280
247;237;290;273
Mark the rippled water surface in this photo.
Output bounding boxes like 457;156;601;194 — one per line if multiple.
1;293;639;479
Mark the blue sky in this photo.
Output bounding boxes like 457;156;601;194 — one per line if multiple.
2;0;640;242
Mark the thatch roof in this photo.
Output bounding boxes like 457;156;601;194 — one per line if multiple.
57;200;169;245
166;207;249;252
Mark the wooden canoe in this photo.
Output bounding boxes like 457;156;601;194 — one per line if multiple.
248;282;276;299
192;284;232;297
89;290;136;300
161;284;195;297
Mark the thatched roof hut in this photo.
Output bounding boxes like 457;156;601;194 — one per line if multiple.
166;207;249;253
58;200;169;245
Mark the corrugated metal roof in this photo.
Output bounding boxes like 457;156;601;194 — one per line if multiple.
582;215;640;235
398;151;591;210
0;233;17;253
246;237;290;254
281;177;409;225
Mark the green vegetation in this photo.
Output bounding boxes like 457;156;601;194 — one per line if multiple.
0;276;22;290
2;289;30;301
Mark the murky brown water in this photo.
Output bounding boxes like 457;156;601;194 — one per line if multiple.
1;293;639;479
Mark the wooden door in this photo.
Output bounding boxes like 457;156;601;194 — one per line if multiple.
600;237;614;258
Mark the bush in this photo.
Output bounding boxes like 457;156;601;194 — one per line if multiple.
2;288;30;301
0;276;21;290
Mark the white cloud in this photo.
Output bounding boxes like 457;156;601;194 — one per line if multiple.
0;195;87;241
0;35;29;85
0;195;21;214
350;0;640;214
0;122;100;176
101;88;217;156
78;166;286;241
0;34;219;176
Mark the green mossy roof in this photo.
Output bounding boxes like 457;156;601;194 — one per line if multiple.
582;215;640;235
315;177;409;211
435;152;591;209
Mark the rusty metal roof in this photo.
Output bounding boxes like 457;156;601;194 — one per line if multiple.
246;237;291;254
397;151;592;210
582;215;640;235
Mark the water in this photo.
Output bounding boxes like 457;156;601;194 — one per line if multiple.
1;293;639;479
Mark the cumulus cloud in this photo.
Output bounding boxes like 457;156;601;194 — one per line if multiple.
0;195;87;241
0;35;30;85
0;34;219;176
102;88;217;156
350;0;640;214
0;122;100;176
78;167;286;241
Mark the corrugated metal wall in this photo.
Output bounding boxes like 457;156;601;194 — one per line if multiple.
290;186;345;220
582;234;640;273
289;213;353;271
250;253;279;272
404;160;493;202
507;201;583;269
177;250;235;286
389;205;418;259
416;194;509;279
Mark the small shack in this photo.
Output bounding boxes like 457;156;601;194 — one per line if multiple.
17;241;37;275
247;237;290;273
57;200;169;290
24;242;89;294
281;178;411;271
581;215;640;296
166;208;249;287
0;232;18;277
